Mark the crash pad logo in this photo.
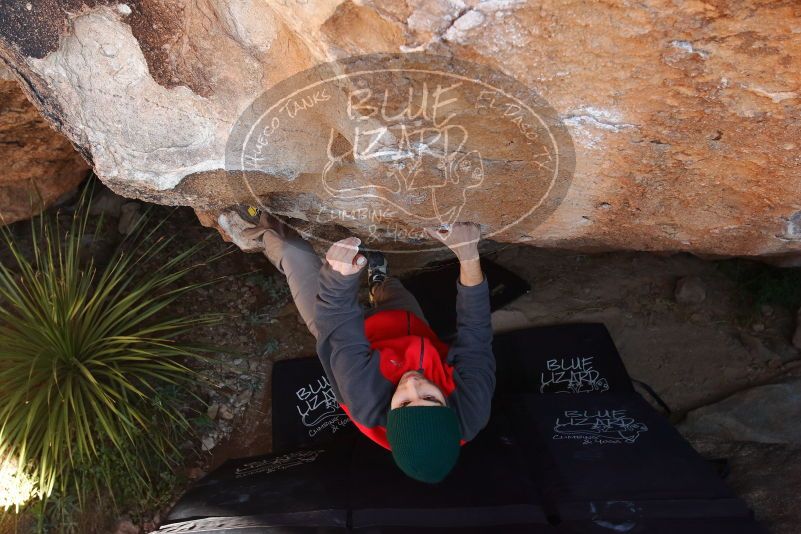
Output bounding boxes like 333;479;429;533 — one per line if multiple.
540;356;610;394
234;449;322;478
294;375;350;437
226;53;575;251
553;409;648;445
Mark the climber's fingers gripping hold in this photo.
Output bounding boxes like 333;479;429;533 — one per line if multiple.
325;237;367;276
425;222;481;262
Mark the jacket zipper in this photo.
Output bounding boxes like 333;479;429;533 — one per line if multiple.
418;335;425;372
410;311;423;371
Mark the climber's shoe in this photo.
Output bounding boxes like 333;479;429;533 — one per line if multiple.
218;209;265;251
219;207;296;251
367;251;389;305
232;205;262;225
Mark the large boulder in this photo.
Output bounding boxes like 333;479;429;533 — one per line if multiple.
0;1;799;257
679;379;801;444
0;64;88;224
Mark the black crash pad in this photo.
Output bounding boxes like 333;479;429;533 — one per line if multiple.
347;414;549;530
556;517;768;534
506;392;752;522
493;323;634;396
153;521;348;533
164;418;554;532
157;324;763;534
271;321;635;452
167;433;356;524
272;356;353;452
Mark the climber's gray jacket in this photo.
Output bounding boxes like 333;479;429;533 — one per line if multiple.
313;264;496;449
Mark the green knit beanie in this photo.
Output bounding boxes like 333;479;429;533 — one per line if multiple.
386;406;461;484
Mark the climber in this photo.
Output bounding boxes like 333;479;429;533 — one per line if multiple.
232;210;495;484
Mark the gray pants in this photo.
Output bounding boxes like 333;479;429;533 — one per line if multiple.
261;230;427;340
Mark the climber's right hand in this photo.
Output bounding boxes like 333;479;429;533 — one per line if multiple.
425;222;481;262
325;237;367;276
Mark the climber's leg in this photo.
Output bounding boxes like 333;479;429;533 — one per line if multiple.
260;222;323;340
221;209;324;338
365;276;428;325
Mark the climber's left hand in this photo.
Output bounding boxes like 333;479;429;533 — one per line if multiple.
325;237;367;276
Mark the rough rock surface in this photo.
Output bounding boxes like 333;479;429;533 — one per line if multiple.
674;275;706;304
680;379;801;443
0;63;88;224
0;1;799;258
689;437;801;534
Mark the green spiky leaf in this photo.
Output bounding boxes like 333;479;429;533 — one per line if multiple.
0;182;226;529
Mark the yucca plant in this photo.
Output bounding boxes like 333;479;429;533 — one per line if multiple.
0;185;224;528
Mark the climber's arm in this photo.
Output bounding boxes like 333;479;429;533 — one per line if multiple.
314;238;393;425
445;265;495;440
425;223;495;440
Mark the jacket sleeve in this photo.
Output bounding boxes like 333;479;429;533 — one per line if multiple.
445;275;496;441
314;263;392;427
